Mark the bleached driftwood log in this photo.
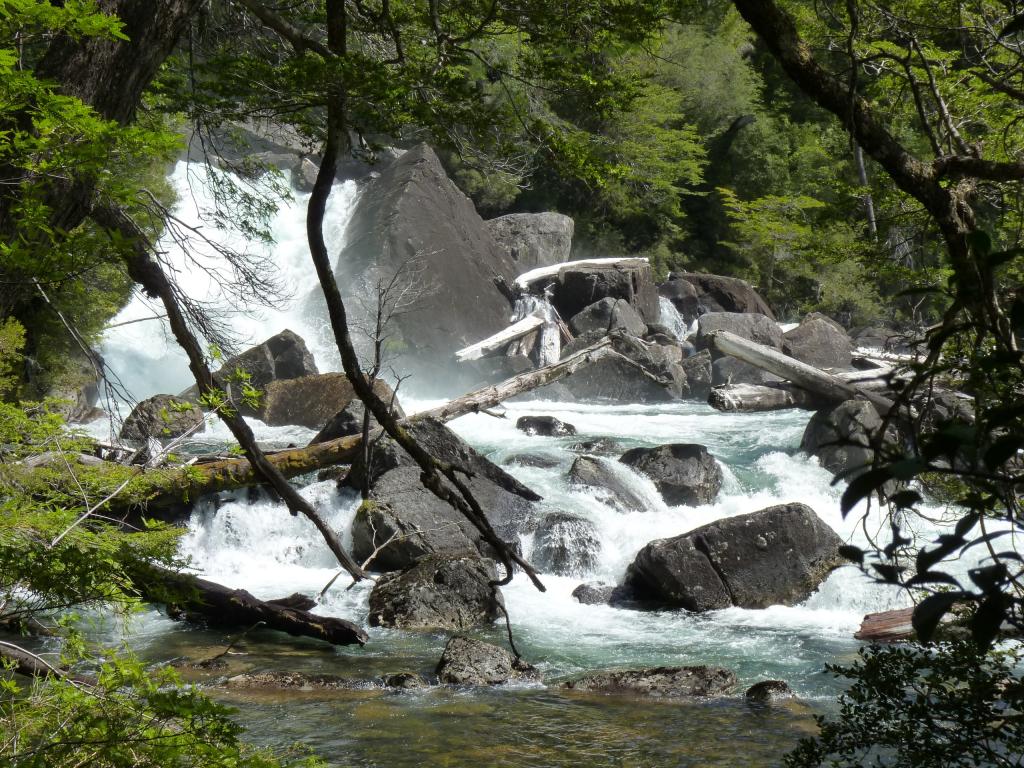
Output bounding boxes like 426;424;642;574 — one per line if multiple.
708;383;824;412
514;257;649;291
455;311;545;362
709;330;896;414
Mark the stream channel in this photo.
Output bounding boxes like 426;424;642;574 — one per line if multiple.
86;161;924;767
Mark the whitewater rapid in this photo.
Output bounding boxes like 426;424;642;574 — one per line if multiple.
97;159;924;701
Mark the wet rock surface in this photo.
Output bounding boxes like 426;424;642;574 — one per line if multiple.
625;502;843;611
516;415;577;437
531;512;600;576
745;680;794;703
562;666;737;698
619;444;722;506
436;636;540;686
368;554;503;631
568;455;647;512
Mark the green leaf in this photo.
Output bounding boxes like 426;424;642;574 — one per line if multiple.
912;592;964;642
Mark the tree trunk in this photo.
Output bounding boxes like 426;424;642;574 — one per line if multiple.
130;565;368;646
709;330;896;413
708;383;825;412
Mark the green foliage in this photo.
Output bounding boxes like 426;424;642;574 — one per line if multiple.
1;643;323;767
0;318;25;398
786;640;1023;768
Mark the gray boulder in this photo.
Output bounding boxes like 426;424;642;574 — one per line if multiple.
367;554;503;630
783;316;853;370
532;512;600;576
679;350;713;400
120;395;205;441
551;262;660;326
180;329;319;409
308;380;404;444
695;312;783;357
571;582;634;606
485;212;574;270
252;372;366;429
436;635;540;686
801;399;882;478
347;418;538;571
619;444;722;506
661;272;775;324
568;455;646;512
625;502;843;611
515;415;577;437
569;298;646;338
559;332;681;403
327;144;518;390
562;666;736;698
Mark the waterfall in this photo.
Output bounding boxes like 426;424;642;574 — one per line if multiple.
658;296;690;341
98;161;360;406
509;292;561;366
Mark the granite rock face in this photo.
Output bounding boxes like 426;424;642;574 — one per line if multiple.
485;212;574;271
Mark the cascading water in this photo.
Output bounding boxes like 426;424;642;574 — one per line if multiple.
96;159;940;767
657;296;690;341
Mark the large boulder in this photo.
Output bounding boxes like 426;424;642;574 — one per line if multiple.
120;395;205;441
661;272;775;324
550;262;660;326
308;381;404;444
801;400;883;478
568;298;646;338
347;418;538;571
367;554;503;630
484;213;574;271
619;444;722;506
568;455;646;512
679;350;713;400
436;635;540;686
326;144;519;390
783;315;853;370
180;329;318;405
562;666;736;698
253;372;364;429
695;312;783;358
558;332;682;403
624;502;843;611
531;512;600;576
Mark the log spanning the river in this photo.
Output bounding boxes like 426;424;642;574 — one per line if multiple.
455;310;545;362
110;336;620;513
708;330;896;414
130;565;368;646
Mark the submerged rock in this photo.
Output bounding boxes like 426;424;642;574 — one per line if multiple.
571;582;634;606
619;444;722;506
624;502;843;611
503;452;562;469
225;671;427;691
562;666;736;698
531;512;600;576
745;680;794;703
347;418;538;571
120;394;205;441
436;635;540;686
515;415;577;437
367;554;503;631
568;455;646;512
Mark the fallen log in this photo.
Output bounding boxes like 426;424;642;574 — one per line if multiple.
514;256;649;291
131;565;368;646
854;607;915;642
0;640;94;683
708;383;826;412
709;330;896;414
455;311;545;362
105;336;619;515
